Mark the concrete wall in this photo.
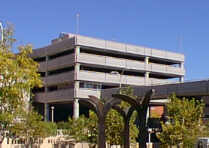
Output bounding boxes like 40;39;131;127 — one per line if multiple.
31;38;75;58
78;53;185;76
75;34;184;62
35;88;74;103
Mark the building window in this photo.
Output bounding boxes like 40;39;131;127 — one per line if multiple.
80;82;101;90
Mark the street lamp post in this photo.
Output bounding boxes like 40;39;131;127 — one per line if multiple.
51;106;55;122
147;128;154;148
148;128;152;143
0;21;3;42
110;69;125;89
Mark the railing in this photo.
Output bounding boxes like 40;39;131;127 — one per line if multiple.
39;54;75;72
76;88;101;98
77;70;170;86
42;71;74;86
78;53;185;76
35;89;74;103
75;34;184;62
31;37;75;58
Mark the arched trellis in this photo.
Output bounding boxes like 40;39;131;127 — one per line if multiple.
79;89;154;148
112;89;155;148
79;97;121;148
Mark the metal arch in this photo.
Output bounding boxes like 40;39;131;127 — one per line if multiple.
141;89;155;110
112;89;155;148
79;98;99;116
103;98;121;117
112;105;126;118
86;95;122;148
88;95;104;117
112;94;139;109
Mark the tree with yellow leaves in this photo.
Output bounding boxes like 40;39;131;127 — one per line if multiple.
0;24;52;148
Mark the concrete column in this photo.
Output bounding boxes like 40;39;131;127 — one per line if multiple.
75;63;80;76
145;56;149;65
44;55;49;121
73;98;79;119
180;62;184;69
44;103;49;121
180;76;184;82
75;46;80;62
73;81;80;119
74;46;80;119
180;62;184;82
145;72;150;85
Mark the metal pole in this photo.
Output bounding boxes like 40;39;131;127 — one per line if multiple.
76;13;80;35
0;21;3;42
51;106;55;122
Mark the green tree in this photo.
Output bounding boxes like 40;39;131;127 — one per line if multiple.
0;24;42;145
11;110;57;148
105;109;124;146
65;112;98;146
0;24;51;147
158;94;208;147
61;87;138;147
105;86;139;147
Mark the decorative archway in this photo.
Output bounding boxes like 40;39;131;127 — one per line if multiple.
79;88;155;148
112;89;155;148
79;97;121;148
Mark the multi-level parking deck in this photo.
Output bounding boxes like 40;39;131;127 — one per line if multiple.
31;33;185;120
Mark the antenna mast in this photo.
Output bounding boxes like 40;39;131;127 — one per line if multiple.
76;13;80;35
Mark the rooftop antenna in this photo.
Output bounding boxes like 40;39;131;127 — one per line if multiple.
76;13;80;35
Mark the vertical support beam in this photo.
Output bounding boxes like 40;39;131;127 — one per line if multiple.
180;61;184;69
44;55;49;121
145;72;150;85
44;103;49;121
73;98;79;119
73;81;80;119
75;46;80;62
180;76;184;82
145;56;149;65
74;46;80;82
145;56;150;85
74;46;80;119
75;63;80;78
180;62;184;82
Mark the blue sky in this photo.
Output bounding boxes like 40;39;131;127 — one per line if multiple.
1;0;209;80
